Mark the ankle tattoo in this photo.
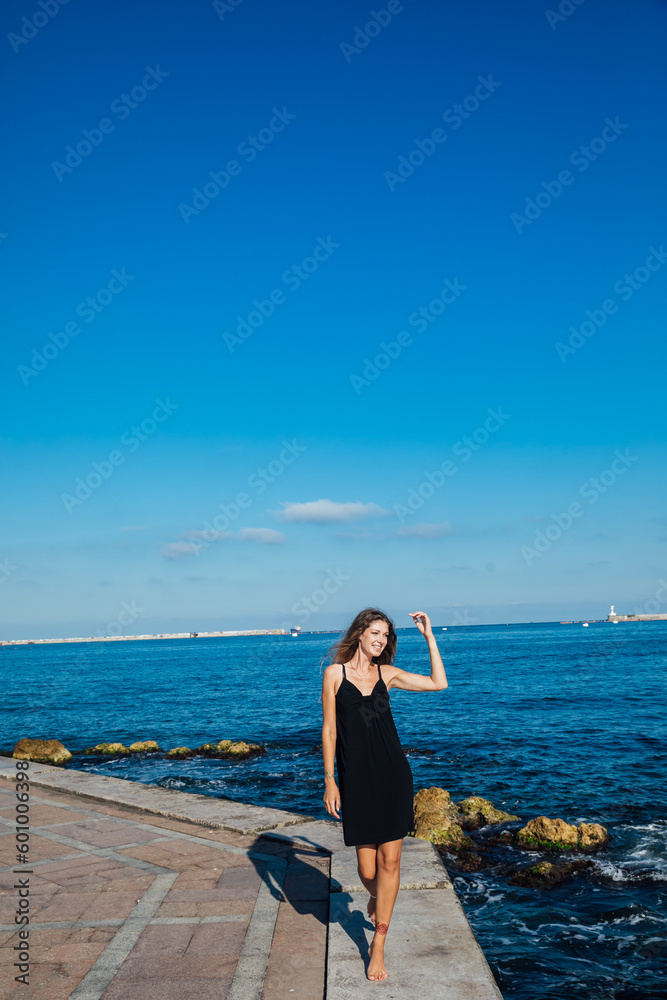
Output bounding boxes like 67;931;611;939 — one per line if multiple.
375;922;388;935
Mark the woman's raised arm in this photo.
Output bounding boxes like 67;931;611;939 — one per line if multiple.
387;611;448;692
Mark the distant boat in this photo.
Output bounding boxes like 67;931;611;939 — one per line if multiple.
582;622;589;627
290;627;301;637
442;627;447;631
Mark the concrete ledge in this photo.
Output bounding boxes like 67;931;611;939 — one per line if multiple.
0;759;312;835
261;821;450;890
328;890;504;999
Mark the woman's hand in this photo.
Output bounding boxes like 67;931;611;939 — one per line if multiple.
409;610;433;638
323;780;341;819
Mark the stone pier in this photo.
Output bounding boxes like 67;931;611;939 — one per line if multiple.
0;760;503;999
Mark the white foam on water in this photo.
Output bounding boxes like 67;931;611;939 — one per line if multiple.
593;858;667;882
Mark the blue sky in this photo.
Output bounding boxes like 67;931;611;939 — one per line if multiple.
2;0;666;638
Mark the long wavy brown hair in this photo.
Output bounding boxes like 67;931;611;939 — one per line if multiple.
325;608;397;667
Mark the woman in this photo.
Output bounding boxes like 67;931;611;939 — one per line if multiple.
321;607;448;982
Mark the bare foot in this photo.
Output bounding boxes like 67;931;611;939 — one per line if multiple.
367;895;376;925
367;936;388;981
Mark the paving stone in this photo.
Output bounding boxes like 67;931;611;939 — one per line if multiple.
32;893;93;922
282;856;331;901
79;891;147;921
114;954;238;979
100;972;237;1000
184;920;248;956
129;922;196;955
262;899;328;1000
50;820;164;848
0;833;74;865
1;803;92;826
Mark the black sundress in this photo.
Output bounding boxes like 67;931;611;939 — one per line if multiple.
335;661;414;846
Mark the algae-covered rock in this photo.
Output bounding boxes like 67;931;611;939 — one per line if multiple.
13;738;72;765
449;848;485;872
413;786;476;853
457;795;518;830
415;786;458;818
577;822;609;851
165;746;194;759
82;742;131;756
413;786;459;839
509;859;594;888
515;816;609;853
429;822;477;853
194;739;265;759
516;816;579;852
128;740;161;753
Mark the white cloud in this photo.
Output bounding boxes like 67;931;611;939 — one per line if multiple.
162;541;201;559
397;522;453;539
275;499;390;523
184;529;232;541
162;527;285;558
237;528;285;544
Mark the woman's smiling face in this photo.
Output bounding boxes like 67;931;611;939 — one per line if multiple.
360;619;389;660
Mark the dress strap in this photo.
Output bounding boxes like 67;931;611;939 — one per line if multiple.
341;662;347;678
377;663;382;682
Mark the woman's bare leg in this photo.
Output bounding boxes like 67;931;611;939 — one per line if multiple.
355;844;378;924
367;839;402;981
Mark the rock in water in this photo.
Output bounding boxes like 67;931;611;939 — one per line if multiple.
516;815;609;852
83;742;131;755
414;787;459;825
13;738;72;765
128;740;161;753
576;822;610;850
509;859;594;888
457;795;519;830
165;747;193;758
193;740;266;759
413;786;477;854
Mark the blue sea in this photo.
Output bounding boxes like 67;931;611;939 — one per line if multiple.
2;621;666;999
